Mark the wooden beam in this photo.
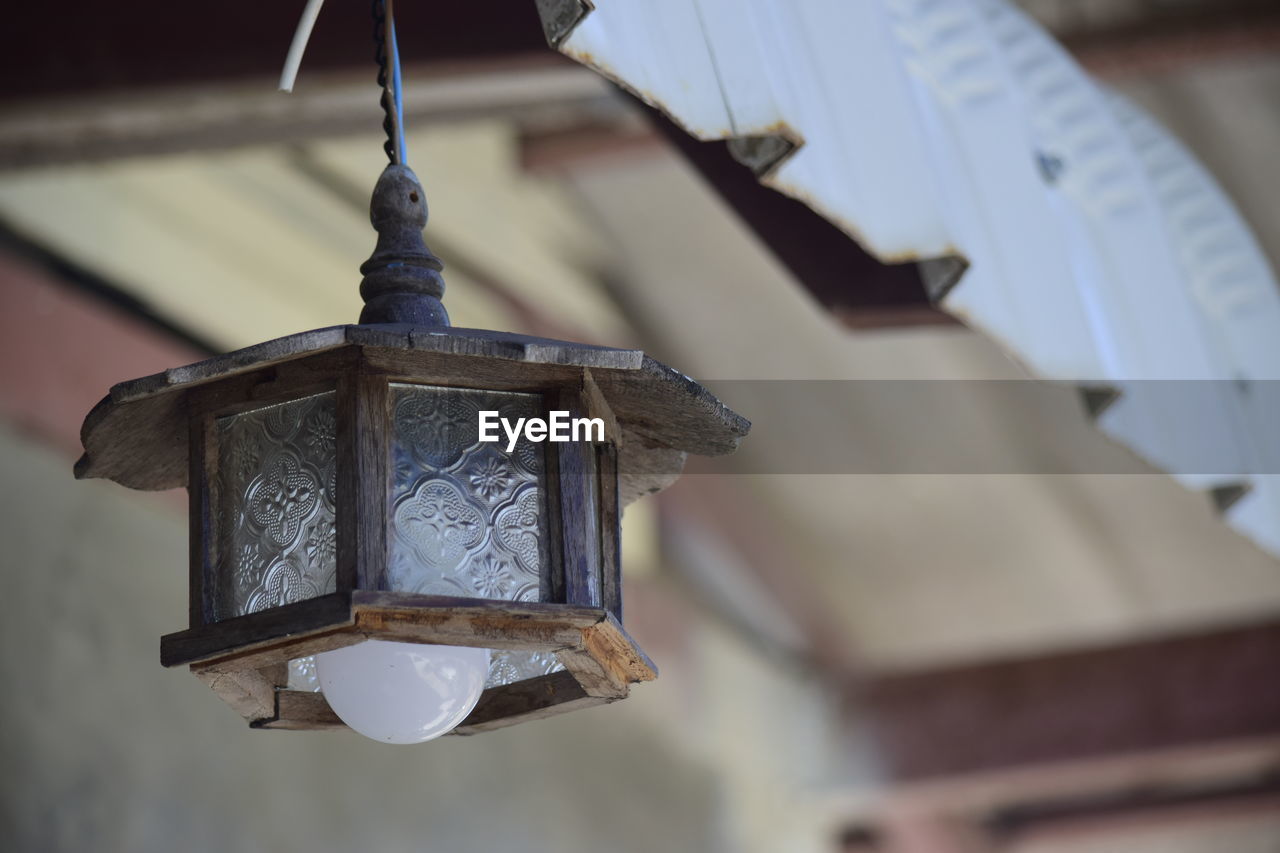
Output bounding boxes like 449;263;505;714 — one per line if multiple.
863;618;1280;781
1063;2;1280;79
0;2;555;102
0;58;623;171
520;123;665;174
985;771;1280;840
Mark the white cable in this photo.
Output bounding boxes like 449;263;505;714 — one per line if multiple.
279;0;326;93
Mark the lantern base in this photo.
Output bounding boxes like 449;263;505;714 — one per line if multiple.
163;591;656;735
256;668;606;736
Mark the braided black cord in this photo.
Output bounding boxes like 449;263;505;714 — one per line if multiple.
372;0;397;164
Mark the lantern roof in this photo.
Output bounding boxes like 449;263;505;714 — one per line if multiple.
76;322;750;503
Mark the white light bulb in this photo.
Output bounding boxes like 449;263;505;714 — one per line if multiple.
315;640;489;744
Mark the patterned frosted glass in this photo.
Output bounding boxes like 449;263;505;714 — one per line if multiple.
288;656;321;692
388;383;563;688
387;383;550;599
289;649;564;692
270;386;568;697
213;393;337;621
487;649;564;687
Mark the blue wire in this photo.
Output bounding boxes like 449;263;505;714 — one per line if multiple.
389;16;407;165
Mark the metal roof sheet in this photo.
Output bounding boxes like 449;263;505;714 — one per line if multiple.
543;0;1280;556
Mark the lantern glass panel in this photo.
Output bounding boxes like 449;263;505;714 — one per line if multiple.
286;648;566;692
288;656;321;692
281;383;570;694
388;383;568;689
212;392;338;621
386;383;550;602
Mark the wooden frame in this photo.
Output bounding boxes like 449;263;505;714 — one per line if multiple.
163;592;655;734
79;326;747;734
166;348;654;732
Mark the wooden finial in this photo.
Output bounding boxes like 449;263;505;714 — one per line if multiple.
358;164;450;326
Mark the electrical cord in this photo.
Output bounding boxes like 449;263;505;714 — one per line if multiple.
373;0;407;166
280;0;407;165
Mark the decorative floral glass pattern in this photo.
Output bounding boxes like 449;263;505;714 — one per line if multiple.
387;383;563;687
213;393;337;620
287;655;321;692
387;384;549;599
287;647;564;693
487;649;565;687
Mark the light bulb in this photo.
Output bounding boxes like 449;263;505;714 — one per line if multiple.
315;640;489;744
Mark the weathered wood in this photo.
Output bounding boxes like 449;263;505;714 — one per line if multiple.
597;442;622;620
166;591;641;667
114;326;639;406
356;325;646;368
176;588;656;733
117;327;351;403
336;367;388;592
258;661;290;687
349;590;609;621
558;612;658;700
76;328;748;493
540;390;567;604
452;670;608;735
593;356;747;455
187;351;344;420
580;368;621;445
257;671;617;734
192;663;278;723
617;428;686;507
335;373;360;594
557;387;601;608
161;592;355;667
74;388;187;493
362;346;585;392
187;411;212;627
253;689;345;731
203;630;364;677
356;372;388;590
456;694;613;735
557;645;630;699
351;591;602;651
584;612;658;684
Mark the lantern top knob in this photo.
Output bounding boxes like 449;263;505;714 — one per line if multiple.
358;164;450;327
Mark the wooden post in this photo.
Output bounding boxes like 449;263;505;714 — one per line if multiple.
337;363;389;591
598;442;621;620
556;386;601;608
187;412;214;628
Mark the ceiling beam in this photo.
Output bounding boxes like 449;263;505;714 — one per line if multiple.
1052;0;1280;78
863;618;1280;781
0;58;624;172
0;1;555;102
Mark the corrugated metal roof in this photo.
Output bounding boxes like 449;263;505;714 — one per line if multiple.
543;0;1280;555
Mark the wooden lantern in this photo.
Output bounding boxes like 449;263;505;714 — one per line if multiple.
75;165;748;735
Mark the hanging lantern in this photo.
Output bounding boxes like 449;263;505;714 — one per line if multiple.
73;4;748;743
